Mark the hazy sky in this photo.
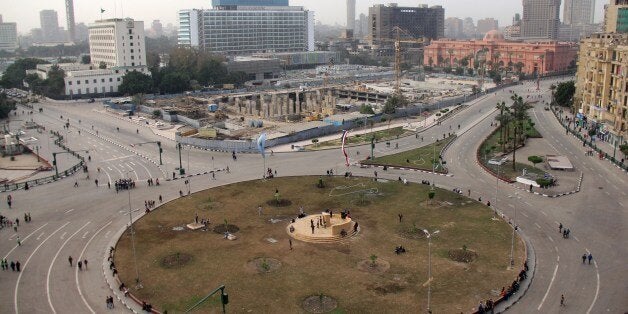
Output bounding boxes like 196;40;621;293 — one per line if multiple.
3;0;608;34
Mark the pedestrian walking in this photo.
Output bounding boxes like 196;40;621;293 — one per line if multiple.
68;256;73;267
560;294;565;306
398;213;403;223
258;205;262;216
16;236;21;246
582;253;586;263
1;259;6;270
78;260;82;270
559;223;563;233
84;259;88;269
15;218;19;226
587;253;592;264
289;239;293;250
212;172;216;180
10;261;15;271
107;181;111;189
15;261;20;272
159;195;162;203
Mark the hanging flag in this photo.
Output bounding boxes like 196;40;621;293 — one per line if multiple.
341;130;349;166
257;133;267;158
100;8;106;13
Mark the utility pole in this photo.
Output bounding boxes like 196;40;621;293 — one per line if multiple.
423;229;440;313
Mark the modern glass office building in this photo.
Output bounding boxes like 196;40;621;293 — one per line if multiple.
211;0;289;6
178;6;314;55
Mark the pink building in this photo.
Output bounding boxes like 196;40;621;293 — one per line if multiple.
423;30;578;75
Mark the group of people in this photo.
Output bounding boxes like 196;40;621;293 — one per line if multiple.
68;256;89;271
146;178;159;186
144;200;157;213
265;168;276;179
114;179;135;192
105;296;115;309
1;259;21;271
558;223;571;239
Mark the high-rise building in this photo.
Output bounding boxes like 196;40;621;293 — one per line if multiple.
151;20;163;37
604;0;628;33
521;0;561;39
356;13;368;39
178;10;201;47
463;17;477;39
178;5;314;55
88;18;147;68
574;33;627;147
477;18;499;35
564;0;596;25
0;15;19;52
212;0;289;6
66;0;76;42
445;17;464;39
368;4;444;43
346;0;356;38
40;10;61;42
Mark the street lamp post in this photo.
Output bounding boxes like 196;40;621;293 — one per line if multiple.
508;193;520;268
423;229;440;313
176;143;185;175
431;137;436;190
126;170;142;289
493;163;500;218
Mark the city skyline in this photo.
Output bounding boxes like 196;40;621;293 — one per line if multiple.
3;0;609;35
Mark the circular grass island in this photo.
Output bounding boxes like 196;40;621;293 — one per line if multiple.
114;176;525;313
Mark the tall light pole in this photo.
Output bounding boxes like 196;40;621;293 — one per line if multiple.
126;170;142;289
508;193;520;268
493;163;500;218
431;136;436;190
423;229;440;313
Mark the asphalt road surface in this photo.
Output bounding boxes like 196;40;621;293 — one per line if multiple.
0;78;625;313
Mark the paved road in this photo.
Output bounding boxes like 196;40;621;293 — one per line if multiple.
0;78;625;313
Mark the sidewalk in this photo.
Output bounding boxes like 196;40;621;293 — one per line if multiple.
552;108;627;171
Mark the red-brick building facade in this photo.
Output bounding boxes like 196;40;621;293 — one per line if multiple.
423;30;578;75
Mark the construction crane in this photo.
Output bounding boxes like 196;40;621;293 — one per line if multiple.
369;27;425;96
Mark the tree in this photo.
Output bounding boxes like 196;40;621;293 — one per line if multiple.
45;65;66;97
159;71;190;94
383;94;408;114
495;101;511;152
553;81;575;107
99;61;107;69
0;93;17;119
0;58;49;88
428;191;435;205
528;155;543;167
118;71;153;95
447;48;454;66
514;62;525;73
80;55;91;64
132;93;147;107
510;94;531;170
359;104;375;114
619;144;628;156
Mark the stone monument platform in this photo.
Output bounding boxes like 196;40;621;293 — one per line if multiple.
287;213;358;243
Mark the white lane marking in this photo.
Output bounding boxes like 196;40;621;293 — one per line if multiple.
64;209;74;214
130;162;136;166
622;191;627;196
521;212;529;218
81;231;89;239
524;201;532;206
619;202;625;208
537;257;560;310
8;234;17;240
534;223;542;229
14;222;70;314
104;230;111;238
76;221;112;314
548;236;554;242
586;261;600;314
573;235;580;242
604;191;610;196
60;232;67;240
37;233;44;240
540;211;548;217
3;223;48;260
46;222;91;314
133;158;154;179
107;167;112;171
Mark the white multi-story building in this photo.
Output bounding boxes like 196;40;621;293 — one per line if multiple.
178;6;314;55
0;15;18;52
27;18;150;98
177;9;201;48
89;18;147;68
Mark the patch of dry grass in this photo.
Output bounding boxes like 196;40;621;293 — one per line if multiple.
115;176;524;313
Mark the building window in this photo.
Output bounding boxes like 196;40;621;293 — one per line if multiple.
132;62;135;66
129;29;132;34
101;78;105;83
86;87;90;93
85;80;88;84
77;88;81;94
68;81;72;85
130;35;133;39
93;79;97;83
130;43;134;46
77;80;80;85
117;78;120;81
109;78;113;82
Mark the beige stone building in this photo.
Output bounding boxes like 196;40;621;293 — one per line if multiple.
574;32;628;146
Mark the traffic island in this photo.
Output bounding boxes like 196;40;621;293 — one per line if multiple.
113;176;526;313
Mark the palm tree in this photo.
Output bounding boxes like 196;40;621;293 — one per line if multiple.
509;94;531;170
448;49;454;67
495;101;510;153
515;62;525;73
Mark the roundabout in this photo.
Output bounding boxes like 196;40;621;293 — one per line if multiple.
113;176;525;313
